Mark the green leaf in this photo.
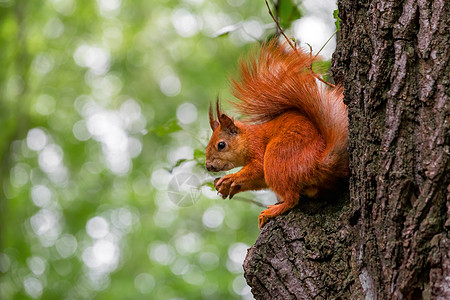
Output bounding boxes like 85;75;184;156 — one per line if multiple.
173;158;188;168
333;9;340;31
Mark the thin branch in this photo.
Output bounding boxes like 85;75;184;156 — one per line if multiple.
306;43;313;57
200;181;267;208
264;0;336;88
232;196;267;208
314;74;336;88
314;28;338;60
312;29;338;88
264;0;297;52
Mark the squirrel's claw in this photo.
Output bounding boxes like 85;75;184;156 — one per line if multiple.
214;177;228;198
228;183;241;199
214;174;239;199
258;213;268;229
217;192;227;199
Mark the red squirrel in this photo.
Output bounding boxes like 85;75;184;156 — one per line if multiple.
205;41;349;229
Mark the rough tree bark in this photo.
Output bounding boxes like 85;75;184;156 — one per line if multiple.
243;1;449;299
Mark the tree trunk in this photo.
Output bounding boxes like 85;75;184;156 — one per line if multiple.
243;0;449;299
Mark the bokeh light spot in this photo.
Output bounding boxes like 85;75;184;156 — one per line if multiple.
55;234;78;258
31;185;52;208
0;253;11;273
27;128;48;151
171;8;201;37
227;242;249;273
23;276;43;299
86;216;110;239
134;273;155;294
148;242;176;266
202;206;225;230
27;256;46;276
159;74;181;97
176;102;198;125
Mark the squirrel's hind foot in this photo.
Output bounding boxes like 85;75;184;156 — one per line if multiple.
258;203;295;229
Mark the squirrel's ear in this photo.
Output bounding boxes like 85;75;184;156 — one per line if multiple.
219;113;238;134
215;97;238;134
209;103;219;131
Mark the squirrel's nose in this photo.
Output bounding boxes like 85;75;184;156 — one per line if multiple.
205;161;215;172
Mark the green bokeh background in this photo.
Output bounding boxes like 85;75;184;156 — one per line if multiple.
0;0;335;299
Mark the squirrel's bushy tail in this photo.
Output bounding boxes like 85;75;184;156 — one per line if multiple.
231;41;348;179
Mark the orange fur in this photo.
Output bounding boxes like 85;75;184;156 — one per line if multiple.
205;41;349;229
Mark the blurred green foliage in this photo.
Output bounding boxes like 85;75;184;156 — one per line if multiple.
0;0;332;299
277;0;303;29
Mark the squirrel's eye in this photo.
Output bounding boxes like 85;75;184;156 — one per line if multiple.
218;141;226;151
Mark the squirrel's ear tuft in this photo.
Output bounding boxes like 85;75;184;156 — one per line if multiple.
215;97;222;122
209;102;219;131
219;114;238;135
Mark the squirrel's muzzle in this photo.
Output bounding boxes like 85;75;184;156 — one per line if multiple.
205;161;218;172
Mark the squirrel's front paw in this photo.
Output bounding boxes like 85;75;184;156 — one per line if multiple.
214;174;241;199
